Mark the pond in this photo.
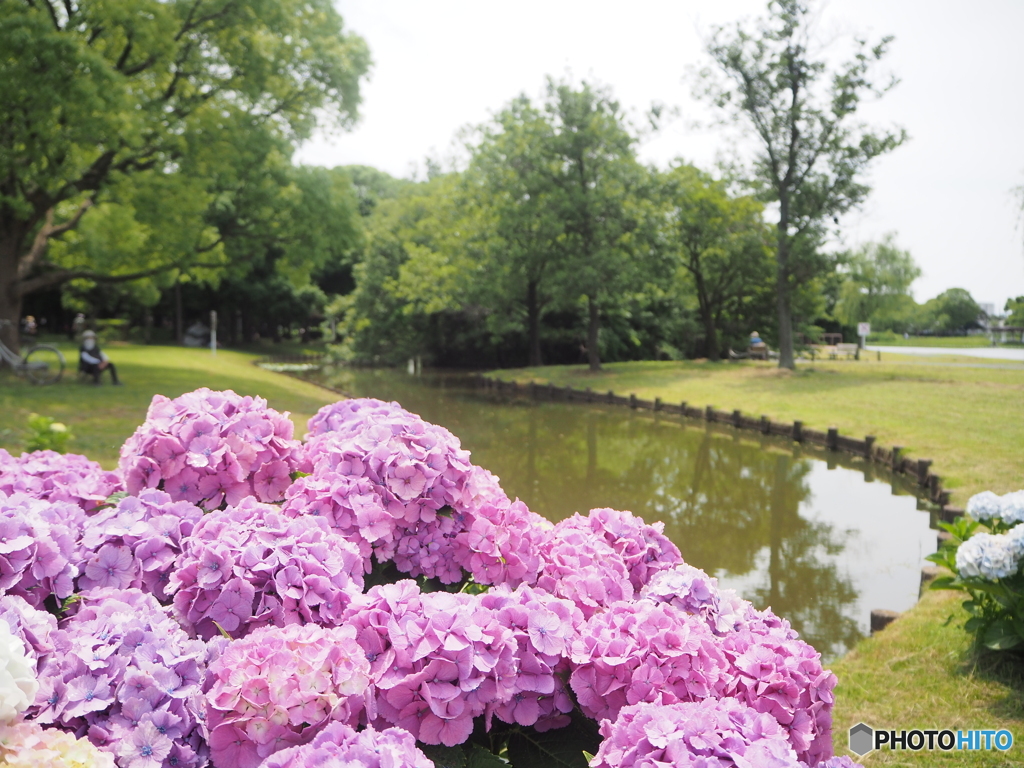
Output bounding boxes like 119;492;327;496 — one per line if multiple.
298;366;937;660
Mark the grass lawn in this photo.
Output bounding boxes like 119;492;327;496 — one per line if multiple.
830;589;1024;766
491;357;1024;503
867;336;1003;348
0;343;338;468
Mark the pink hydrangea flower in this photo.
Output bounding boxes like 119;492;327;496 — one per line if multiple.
260;721;433;768
0;449;122;513
119;389;303;510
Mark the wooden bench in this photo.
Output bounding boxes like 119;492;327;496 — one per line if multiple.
835;343;859;359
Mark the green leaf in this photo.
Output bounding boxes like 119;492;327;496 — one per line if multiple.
419;744;467;768
289;471;312;481
466;744;508;768
506;712;600;768
928;576;958;591
983;620;1023;650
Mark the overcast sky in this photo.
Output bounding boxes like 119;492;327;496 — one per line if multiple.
296;0;1024;311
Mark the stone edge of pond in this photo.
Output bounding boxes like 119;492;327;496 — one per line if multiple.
476;373;962;636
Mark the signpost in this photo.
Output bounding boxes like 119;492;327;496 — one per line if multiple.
857;322;870;349
210;310;217;357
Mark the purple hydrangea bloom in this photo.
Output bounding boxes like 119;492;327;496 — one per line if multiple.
304;398;411;441
28;588;212;768
0;491;85;608
535;522;634;618
718;610;838;766
560;508;682;592
204;623;370;768
591;699;802;768
168;498;364;639
0;594;57;667
569;598;729;723
480;584;584;732
119;389;303;509
0;449;123;514
80;489;204;601
342;581;519;747
260;721;433;768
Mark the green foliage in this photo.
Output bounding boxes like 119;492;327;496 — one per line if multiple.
0;0;370;350
24;413;72;453
834;235;921;331
918;288;984;334
1005;296;1024;327
697;0;907;367
927;516;1024;652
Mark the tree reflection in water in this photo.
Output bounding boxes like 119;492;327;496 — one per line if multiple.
307;369;924;658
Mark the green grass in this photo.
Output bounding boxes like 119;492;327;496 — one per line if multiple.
491;357;1024;503
0;343;337;468
830;589;1024;766
868;336;1008;348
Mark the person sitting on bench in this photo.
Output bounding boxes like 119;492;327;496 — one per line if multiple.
79;330;121;385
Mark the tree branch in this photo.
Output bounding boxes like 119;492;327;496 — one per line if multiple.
15;259;226;297
17;199;94;280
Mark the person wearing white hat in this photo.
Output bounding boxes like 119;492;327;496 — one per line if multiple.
79;330;121;385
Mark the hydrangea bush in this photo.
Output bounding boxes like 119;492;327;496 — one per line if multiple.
929;488;1024;650
0;390;867;768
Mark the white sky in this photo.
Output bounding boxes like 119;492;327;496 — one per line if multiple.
296;0;1024;310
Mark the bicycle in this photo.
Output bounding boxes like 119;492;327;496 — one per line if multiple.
0;319;65;384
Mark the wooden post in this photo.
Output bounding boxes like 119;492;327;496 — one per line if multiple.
680;401;688;417
607;390;614;404
629;394;637;409
564;385;573;401
928;474;941;500
732;409;742;428
547;382;555;399
654;397;662;412
891;446;903;471
827;427;838;451
585;387;593;402
793;420;803;442
864;435;876;460
870;609;899;634
705;405;714;421
760;415;770;434
917;459;933;487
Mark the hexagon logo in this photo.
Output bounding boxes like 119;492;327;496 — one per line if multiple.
849;722;874;756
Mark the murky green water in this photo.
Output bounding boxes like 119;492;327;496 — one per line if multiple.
302;367;937;660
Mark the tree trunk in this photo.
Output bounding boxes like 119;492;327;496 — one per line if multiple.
586;294;601;371
776;205;795;370
694;274;719;360
175;281;183;344
0;231;23;355
527;278;543;367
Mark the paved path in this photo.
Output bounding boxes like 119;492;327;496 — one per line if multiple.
867;345;1024;362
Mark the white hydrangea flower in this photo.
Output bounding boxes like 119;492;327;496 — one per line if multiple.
0;620;37;724
1000;490;1024;525
967;491;1003;521
956;532;1023;581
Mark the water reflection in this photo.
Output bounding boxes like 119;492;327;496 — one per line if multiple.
303;367;934;659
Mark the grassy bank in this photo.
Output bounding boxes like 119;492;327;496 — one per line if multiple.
867;336;999;348
830;589;1024;766
491;358;1024;502
0;343;337;468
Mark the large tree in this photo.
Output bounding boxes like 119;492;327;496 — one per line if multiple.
545;80;651;371
658;164;773;360
698;0;906;368
0;0;369;350
833;234;921;328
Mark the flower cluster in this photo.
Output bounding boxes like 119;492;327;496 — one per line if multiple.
967;489;1024;526
0;492;84;608
0;449;122;514
261;721;433;768
640;563;723;630
297;400;548;587
536;521;635;618
0;595;57;668
30;588;211;768
168;499;364;639
718;614;837;765
119;389;303;509
0;720;116;768
0;618;37;723
955;528;1024;580
590;699;801;768
569;598;727;723
561;508;682;592
343;581;519;746
204;623;370;768
79;489;204;601
480;584;584;731
304;398;409;440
